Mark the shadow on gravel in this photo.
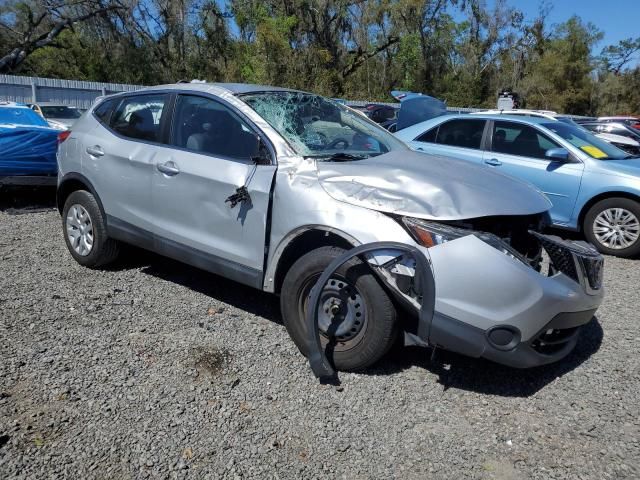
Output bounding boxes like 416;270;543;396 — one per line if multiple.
0;186;57;214
115;250;283;323
366;317;603;397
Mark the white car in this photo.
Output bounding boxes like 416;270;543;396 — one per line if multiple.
28;102;83;130
471;109;581;126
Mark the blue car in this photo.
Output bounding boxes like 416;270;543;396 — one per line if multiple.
396;114;640;257
0;102;60;186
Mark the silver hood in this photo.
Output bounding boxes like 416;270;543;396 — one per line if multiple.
316;150;552;220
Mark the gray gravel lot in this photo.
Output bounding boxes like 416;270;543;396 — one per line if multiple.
0;188;639;479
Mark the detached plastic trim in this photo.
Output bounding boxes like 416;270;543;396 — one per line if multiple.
305;241;435;382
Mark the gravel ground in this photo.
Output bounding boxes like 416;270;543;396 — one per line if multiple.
0;187;639;479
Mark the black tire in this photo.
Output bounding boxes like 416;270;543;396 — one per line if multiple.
583;197;640;258
61;190;119;267
280;246;397;371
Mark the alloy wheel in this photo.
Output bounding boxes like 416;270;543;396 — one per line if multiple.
66;204;94;256
593;207;640;250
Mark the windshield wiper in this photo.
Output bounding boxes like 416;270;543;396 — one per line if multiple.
305;152;368;161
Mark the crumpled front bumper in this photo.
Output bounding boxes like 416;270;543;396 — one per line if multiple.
425;232;604;368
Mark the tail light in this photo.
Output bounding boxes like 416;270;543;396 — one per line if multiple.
57;130;71;144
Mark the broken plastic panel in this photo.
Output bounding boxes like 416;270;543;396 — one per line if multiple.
305;242;435;382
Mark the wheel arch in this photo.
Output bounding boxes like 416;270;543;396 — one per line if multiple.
57;173;105;219
266;226;359;294
577;191;640;231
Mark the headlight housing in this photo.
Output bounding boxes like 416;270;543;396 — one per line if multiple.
402;217;528;264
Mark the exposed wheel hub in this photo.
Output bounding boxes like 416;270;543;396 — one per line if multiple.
316;277;365;342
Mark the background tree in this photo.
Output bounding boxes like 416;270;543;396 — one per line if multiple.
0;0;637;115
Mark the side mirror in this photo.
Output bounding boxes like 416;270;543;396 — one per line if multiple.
545;148;570;162
250;134;271;165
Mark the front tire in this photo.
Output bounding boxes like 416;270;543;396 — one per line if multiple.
280;246;397;371
583;197;640;258
62;190;119;267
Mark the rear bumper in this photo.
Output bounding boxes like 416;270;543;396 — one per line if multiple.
429;309;597;368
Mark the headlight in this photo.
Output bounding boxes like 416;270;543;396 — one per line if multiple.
402;217;528;264
402;217;469;247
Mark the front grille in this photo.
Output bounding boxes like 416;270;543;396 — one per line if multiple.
529;231;604;294
536;235;578;281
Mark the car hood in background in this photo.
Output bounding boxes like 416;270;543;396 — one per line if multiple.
596;158;640;178
316;150;552;220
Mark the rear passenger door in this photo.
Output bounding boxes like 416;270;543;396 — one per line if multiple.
85;93;171;237
150;94;277;287
483;120;584;225
409;118;486;165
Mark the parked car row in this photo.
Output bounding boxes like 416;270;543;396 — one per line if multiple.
395;113;640;257
54;82;607;375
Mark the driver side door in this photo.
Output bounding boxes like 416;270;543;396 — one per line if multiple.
483;120;584;226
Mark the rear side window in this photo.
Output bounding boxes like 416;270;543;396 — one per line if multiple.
416;127;437;143
93;98;118;125
171;94;258;161
492;121;560;159
435;119;486;149
110;94;168;142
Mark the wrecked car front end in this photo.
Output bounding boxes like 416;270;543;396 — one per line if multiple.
232;88;604;370
381;218;603;368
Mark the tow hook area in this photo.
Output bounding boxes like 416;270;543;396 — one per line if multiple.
304;242;435;383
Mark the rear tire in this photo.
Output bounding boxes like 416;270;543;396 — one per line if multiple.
61;190;119;267
280;246;397;371
583;197;640;258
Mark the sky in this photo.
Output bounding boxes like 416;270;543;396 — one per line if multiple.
497;0;640;64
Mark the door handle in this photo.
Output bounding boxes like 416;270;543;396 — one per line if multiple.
86;145;104;157
157;161;180;176
484;158;502;166
415;147;425;151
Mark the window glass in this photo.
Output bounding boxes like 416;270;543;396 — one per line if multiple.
40;105;81;119
416;127;437;143
542;122;629;160
242;91;406;159
435;119;485;149
110;94;168;142
172;95;257;160
94;98;118;125
607;126;632;137
492;121;560;159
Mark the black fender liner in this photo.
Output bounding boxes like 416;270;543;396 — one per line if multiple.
305;241;435;382
57;172;106;220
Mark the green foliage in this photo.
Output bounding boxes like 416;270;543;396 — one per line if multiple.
1;0;637;115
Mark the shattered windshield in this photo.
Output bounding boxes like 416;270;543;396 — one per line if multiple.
241;91;407;159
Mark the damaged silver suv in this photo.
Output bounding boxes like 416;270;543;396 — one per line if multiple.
56;83;604;371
